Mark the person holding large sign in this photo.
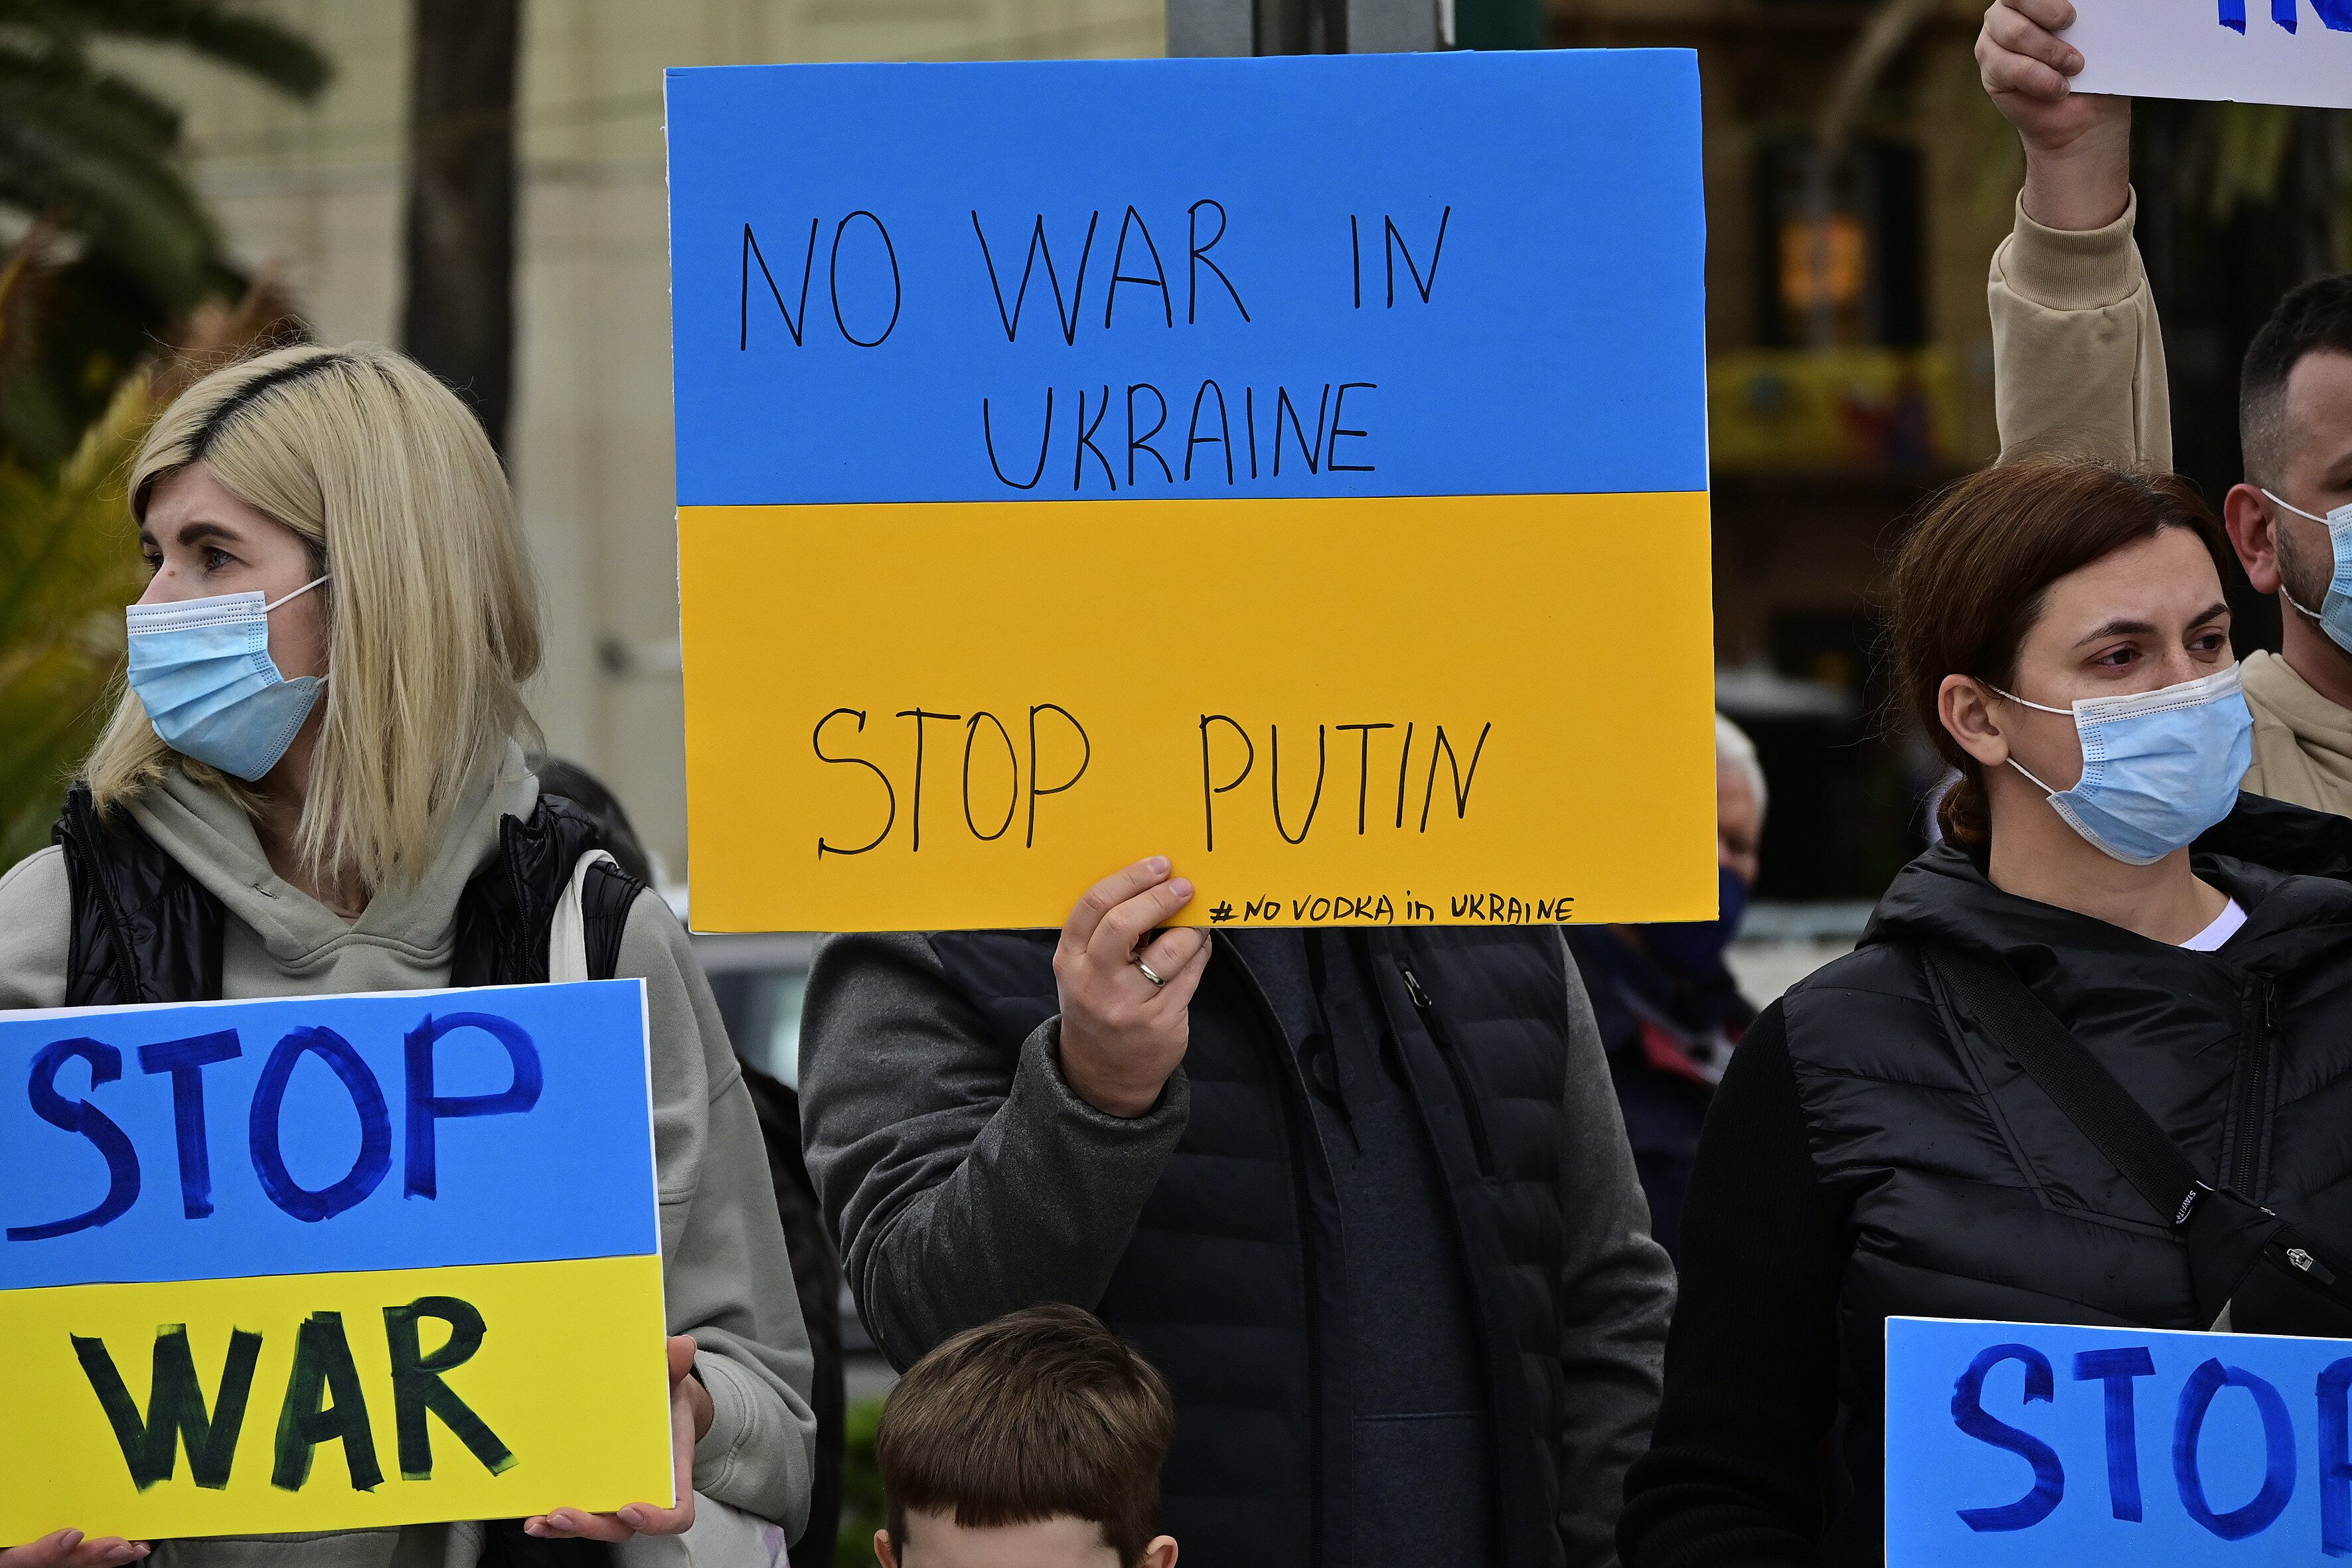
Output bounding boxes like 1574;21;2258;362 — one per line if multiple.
1976;0;2352;815
0;347;816;1562
1618;459;2352;1565
801;864;1674;1568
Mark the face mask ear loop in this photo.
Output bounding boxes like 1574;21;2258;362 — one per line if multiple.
1987;687;2076;802
2282;582;2327;626
2264;488;2329;526
264;574;330;614
1989;686;2073;718
2007;757;2064;797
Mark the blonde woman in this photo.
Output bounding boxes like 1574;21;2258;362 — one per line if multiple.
0;346;815;1567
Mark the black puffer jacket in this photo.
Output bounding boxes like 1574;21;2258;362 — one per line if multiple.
1621;795;2352;1568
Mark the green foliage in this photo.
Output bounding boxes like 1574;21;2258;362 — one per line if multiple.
0;370;155;868
0;1;329;473
836;1394;886;1568
0;1;329;311
0;1;329;864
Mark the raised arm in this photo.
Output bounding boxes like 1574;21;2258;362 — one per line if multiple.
798;860;1206;1368
1978;0;2173;467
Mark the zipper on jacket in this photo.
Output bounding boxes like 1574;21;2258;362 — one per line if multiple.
2227;979;2276;1198
1215;952;1327;1565
1401;964;1496;1178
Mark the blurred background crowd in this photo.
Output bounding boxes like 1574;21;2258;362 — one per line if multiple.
0;1;2347;1562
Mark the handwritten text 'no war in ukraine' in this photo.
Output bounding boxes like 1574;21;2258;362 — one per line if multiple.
738;200;1450;492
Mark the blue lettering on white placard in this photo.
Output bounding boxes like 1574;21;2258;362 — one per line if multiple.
1887;1317;2352;1563
2221;0;2352;33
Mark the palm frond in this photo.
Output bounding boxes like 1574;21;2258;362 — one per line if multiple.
53;0;332;100
0;54;221;304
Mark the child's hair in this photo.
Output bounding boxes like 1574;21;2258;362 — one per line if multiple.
876;1303;1175;1567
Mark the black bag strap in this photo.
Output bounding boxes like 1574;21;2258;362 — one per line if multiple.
1928;945;2352;1334
1926;947;2211;1228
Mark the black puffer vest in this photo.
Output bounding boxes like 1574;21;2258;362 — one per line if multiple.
52;782;644;1006
928;926;1580;1568
1780;795;2352;1563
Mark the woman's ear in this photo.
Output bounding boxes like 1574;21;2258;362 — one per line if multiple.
1938;675;2012;770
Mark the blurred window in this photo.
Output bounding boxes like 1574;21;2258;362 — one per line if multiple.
694;933;816;1087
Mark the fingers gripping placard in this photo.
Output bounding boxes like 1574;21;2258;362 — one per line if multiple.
0;985;670;1541
665;51;1718;931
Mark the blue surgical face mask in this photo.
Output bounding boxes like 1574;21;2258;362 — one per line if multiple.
2264;489;2352;655
1995;665;2252;866
125;576;329;781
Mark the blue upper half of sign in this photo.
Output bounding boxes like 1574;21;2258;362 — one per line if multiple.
664;50;1709;505
1885;1316;2352;1565
0;982;658;1291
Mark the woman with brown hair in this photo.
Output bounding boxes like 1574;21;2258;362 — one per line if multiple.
1618;457;2352;1567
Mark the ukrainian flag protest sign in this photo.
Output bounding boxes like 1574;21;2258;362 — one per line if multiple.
1885;1316;2352;1562
665;50;1717;931
0;983;671;1541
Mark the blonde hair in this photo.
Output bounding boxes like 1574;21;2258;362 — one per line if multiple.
85;344;542;890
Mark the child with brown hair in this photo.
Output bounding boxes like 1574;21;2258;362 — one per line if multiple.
872;1304;1177;1568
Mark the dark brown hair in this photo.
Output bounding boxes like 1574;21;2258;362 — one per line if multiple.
1888;458;2233;852
2241;274;2352;486
877;1304;1175;1566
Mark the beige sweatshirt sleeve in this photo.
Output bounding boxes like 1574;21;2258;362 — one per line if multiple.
1989;189;2173;469
0;847;71;1010
621;894;819;1535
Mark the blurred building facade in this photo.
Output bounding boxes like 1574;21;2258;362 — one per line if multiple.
104;0;1163;885
1560;0;2015;903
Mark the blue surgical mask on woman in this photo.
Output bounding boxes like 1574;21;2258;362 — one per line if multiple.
2265;488;2352;653
1994;665;2252;866
125;576;329;781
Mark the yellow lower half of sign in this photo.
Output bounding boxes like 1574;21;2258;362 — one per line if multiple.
0;1254;672;1542
679;491;1719;931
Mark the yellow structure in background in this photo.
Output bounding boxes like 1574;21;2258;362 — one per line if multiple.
1708;347;1962;473
0;1255;670;1541
680;492;1721;931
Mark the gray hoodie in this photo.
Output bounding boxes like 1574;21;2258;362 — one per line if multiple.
0;747;816;1568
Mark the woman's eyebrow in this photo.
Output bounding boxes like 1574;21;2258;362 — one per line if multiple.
2075;617;2156;645
172;520;238;548
2071;603;2231;647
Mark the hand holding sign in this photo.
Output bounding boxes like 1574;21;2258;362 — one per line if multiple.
1054;858;1210;1119
0;1536;147;1568
524;1336;712;1544
1977;0;2134;231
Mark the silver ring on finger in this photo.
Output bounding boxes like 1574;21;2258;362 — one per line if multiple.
1137;957;1168;987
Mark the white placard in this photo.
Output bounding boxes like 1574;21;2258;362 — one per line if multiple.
2066;0;2352;110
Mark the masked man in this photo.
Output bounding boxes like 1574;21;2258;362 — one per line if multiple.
1567;716;1765;1261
